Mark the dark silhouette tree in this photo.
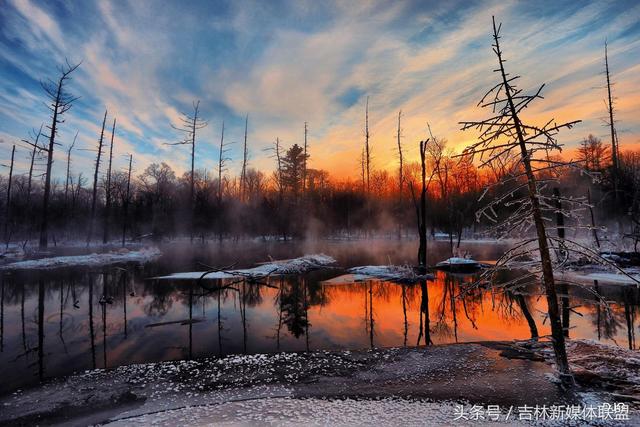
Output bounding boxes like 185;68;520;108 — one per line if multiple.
578;134;609;172
87;110;108;246
281;143;308;199
168;100;207;240
3;145;15;248
38;60;81;249
103;118;116;243
240;114;249;202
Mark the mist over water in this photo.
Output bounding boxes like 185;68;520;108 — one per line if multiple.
0;239;637;395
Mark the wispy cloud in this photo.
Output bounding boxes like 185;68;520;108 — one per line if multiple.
0;0;638;181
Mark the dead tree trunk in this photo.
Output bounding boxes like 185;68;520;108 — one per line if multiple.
587;188;601;248
87;110;107;246
39;61;80;250
418;140;428;269
217;121;226;242
240;114;248;202
63;131;77;207
396;110;403;239
605;42;619;197
553;187;570;338
303;122;308;193
4;145;15;248
103;118;116;244
459;18;580;377
493;19;569;375
365;97;371;194
168;100;207;241
122;154;132;247
25;125;43;209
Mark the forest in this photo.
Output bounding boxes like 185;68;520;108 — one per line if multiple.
0;44;636;254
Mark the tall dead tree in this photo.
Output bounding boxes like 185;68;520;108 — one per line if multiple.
103;118;116;244
217;121;226;207
605;42;619;180
39;60;81;249
168;100;207;240
87;110;107;246
360;148;366;192
4;145;15;248
22;125;44;210
459;17;583;377
396;110;404;239
63;131;78;206
240;114;249;201
364;96;371;193
122;154;132;247
417;139;428;268
303;122;308;193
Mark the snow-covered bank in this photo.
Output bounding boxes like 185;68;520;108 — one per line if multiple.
2;342;600;426
0;247;161;271
152;254;336;280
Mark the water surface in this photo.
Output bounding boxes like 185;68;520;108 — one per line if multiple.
0;239;637;394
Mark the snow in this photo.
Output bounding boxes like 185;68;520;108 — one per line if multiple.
567;339;640;385
153;254;336;280
436;257;480;266
0;247;161;270
340;265;433;283
556;270;640;285
109;397;470;426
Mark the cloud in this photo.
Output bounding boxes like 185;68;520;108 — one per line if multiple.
0;0;638;183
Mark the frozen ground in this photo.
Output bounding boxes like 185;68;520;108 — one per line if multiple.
1;340;636;426
152;254;336;280
0;247;161;270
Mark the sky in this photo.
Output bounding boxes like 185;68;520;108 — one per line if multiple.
1;0;639;182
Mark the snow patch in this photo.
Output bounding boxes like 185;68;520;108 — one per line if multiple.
153;254;336;280
341;265;433;283
0;247;161;270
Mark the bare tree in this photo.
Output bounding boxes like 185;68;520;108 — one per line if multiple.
216;120;233;241
364;96;371;193
217;120;227;207
3;145;15;248
604;42;619;182
168;100;207;240
103;118;116;244
38;60;81;249
240;114;249;202
303;122;308;193
63;131;78;206
122;154;132;247
458;17;582;378
87;110;108;246
396;110;404;239
18;126;46;244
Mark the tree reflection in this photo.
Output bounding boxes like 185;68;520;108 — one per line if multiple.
280;278;310;339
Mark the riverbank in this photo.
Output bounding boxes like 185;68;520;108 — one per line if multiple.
1;340;636;426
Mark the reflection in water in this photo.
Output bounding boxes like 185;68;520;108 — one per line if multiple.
89;275;96;370
0;264;638;395
1;275;4;353
37;280;44;381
